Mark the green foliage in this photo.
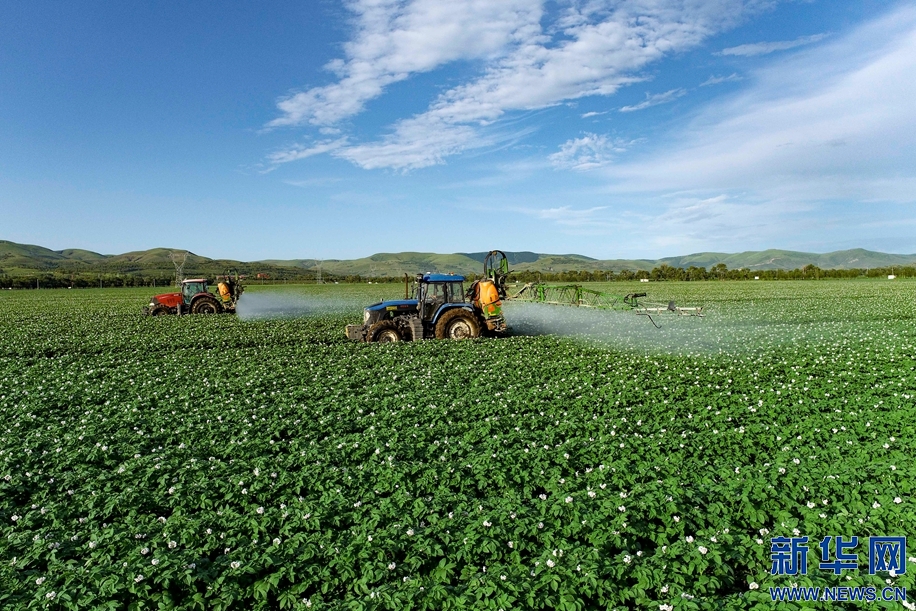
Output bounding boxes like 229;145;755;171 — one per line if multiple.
0;282;914;610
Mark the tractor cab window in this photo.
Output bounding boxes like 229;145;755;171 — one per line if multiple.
421;280;465;317
421;283;445;319
445;281;465;303
423;282;444;303
182;282;206;301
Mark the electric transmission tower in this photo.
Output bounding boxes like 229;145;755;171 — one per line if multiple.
170;251;188;287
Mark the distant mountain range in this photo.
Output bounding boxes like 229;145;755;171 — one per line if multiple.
2;240;915;277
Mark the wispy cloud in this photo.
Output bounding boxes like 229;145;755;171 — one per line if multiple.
581;111;607;118
335;118;480;171
601;5;916;206
700;73;742;86
518;205;609;227
269;0;774;169
626;195;810;254
549;133;634;170
504;5;916;254
720;33;828;56
619;88;687;112
283;177;343;188
267;138;348;164
269;0;542;127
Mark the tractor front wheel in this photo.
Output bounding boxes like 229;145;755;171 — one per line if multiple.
367;320;403;343
191;295;221;314
149;305;171;316
435;309;480;340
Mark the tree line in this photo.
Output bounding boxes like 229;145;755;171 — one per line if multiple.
496;263;915;283
0;273;177;289
2;263;913;289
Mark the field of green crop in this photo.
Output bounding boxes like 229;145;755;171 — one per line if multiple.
1;280;914;610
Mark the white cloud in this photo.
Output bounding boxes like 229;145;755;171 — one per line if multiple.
581;111;607;118
283;177;343;188
549;133;633;170
602;4;916;206
536;4;916;254
504;6;916;254
619;88;687;112
519;205;610;227
267;138;348;164
720;33;828;56
700;73;742;86
629;195;812;254
271;0;774;169
269;0;542;127
335;117;480;170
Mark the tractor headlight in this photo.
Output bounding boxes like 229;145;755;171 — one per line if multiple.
363;309;371;324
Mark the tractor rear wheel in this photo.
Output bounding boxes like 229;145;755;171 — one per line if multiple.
367;320;403;343
191;295;221;314
435;309;480;340
149;305;171;316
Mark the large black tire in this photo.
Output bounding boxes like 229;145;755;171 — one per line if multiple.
435;309;480;340
191;295;221;314
149;305;171;316
367;320;403;343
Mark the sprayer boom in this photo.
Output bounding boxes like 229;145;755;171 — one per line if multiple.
507;282;703;327
635;304;704;315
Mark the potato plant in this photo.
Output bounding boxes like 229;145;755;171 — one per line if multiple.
0;282;914;610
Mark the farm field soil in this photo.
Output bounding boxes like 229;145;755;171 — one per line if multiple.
1;281;914;610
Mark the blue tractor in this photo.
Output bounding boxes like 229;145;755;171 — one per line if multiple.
345;251;510;342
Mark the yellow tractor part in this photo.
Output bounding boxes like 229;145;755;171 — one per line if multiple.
477;280;502;317
218;282;232;302
470;279;503;331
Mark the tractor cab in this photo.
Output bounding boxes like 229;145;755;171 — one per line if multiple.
417;274;465;321
181;279;209;304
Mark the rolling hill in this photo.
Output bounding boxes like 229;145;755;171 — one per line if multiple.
0;241;289;278
2;240;916;278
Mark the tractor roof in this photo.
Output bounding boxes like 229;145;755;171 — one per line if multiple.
182;278;207;283
422;273;464;282
366;299;418;311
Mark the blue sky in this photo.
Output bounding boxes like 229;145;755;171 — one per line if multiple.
2;0;914;261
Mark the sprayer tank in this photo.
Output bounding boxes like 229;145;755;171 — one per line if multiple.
218;282;232;302
475;280;502;319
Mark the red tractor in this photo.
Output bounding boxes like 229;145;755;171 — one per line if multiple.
142;276;242;316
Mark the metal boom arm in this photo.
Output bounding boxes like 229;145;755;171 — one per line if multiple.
507;282;703;327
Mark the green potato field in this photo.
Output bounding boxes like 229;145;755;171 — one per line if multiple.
1;280;914;610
